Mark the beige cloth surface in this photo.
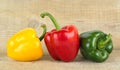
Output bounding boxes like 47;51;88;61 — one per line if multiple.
0;0;120;70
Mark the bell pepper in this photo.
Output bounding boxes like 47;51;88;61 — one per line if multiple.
40;12;79;62
7;24;46;61
80;30;113;62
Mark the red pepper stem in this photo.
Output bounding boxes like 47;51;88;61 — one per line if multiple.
99;34;112;49
39;24;47;41
40;12;61;30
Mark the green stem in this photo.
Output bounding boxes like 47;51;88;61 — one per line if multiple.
39;24;47;41
99;34;112;49
40;12;61;30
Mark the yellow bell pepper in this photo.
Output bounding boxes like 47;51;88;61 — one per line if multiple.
7;24;46;61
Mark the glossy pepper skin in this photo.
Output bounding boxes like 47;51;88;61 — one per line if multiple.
7;24;46;61
80;30;113;62
40;12;79;62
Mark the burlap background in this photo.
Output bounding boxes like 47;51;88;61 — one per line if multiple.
0;0;120;70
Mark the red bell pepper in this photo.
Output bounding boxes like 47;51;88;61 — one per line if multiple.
40;12;79;62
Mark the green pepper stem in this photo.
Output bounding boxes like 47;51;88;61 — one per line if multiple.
40;12;61;30
39;24;47;41
99;34;112;49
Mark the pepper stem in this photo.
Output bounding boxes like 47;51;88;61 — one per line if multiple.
99;34;112;49
40;12;61;30
39;24;47;41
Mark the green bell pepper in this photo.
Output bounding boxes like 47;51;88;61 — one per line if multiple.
80;30;113;62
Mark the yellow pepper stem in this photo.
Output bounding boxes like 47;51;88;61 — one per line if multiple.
39;24;46;41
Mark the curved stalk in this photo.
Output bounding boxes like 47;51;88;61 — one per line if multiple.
40;12;61;30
